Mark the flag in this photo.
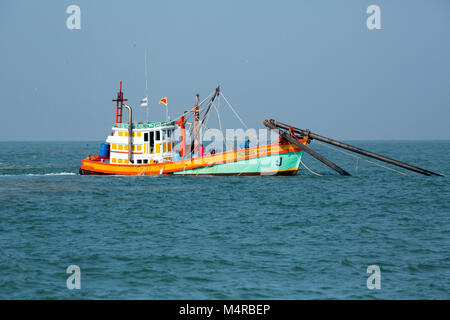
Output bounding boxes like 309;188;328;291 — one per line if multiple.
159;97;168;106
140;97;148;107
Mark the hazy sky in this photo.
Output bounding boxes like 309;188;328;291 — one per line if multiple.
1;0;449;141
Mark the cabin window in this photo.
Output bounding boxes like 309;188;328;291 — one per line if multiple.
137;159;142;164
167;129;171;138
136;132;142;137
143;159;148;164
144;132;148;142
156;130;161;141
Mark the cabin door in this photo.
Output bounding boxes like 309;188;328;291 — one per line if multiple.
150;131;155;153
144;132;149;154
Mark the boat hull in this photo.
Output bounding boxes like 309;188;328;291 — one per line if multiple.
173;151;302;176
79;142;305;176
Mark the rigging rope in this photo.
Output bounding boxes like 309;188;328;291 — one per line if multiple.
214;97;223;135
300;159;323;176
288;140;323;176
220;92;249;129
314;140;409;176
172;90;215;121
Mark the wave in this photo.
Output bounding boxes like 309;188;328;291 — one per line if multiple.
0;172;76;176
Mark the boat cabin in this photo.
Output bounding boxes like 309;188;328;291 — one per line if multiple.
105;121;177;165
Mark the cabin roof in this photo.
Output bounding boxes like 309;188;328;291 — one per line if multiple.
114;120;176;129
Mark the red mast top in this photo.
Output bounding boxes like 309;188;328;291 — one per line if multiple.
112;81;128;123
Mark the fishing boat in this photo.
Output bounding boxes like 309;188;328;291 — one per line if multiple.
79;83;307;176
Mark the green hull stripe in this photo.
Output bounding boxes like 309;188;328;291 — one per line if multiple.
174;151;303;175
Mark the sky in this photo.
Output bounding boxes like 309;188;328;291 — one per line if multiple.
0;0;449;141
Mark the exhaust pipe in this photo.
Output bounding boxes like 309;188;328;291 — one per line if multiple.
123;104;133;164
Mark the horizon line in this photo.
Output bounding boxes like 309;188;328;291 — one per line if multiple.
1;139;450;143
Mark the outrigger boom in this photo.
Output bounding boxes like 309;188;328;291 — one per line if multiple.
264;119;444;177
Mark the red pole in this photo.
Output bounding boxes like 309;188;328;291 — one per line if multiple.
193;105;199;154
176;113;186;158
180;115;185;158
113;81;127;123
118;81;123;123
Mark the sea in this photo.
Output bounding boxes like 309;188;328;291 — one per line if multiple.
0;141;449;299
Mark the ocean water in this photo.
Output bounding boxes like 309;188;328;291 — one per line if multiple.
0;141;449;299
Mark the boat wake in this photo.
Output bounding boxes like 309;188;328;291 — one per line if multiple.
0;172;76;177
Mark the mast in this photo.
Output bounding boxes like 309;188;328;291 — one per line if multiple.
200;86;220;125
113;81;128;123
193;94;200;154
194;87;221;154
144;48;149;123
191;87;220;156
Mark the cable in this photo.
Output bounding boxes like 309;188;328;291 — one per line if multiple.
314;140;409;176
220;92;249;129
300;159;323;176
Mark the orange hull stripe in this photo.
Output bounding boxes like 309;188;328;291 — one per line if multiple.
81;142;305;175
